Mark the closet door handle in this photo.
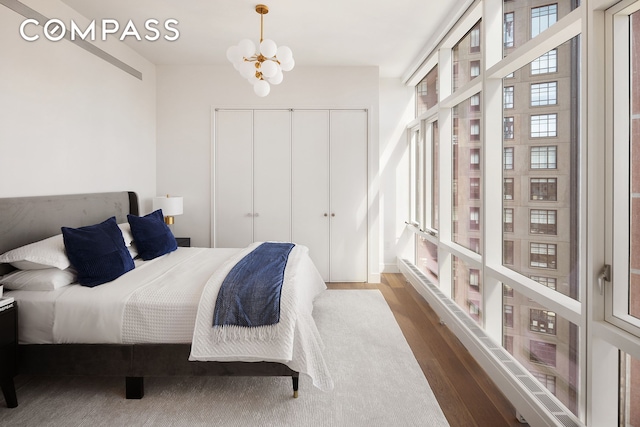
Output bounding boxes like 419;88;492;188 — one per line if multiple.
331;213;335;217
254;213;260;217
324;213;328;217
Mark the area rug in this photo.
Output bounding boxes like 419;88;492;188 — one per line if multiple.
0;290;449;426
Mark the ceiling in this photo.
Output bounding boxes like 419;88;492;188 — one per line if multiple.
59;0;459;79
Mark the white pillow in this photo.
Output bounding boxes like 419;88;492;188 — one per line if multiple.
0;268;76;291
0;234;71;270
118;222;134;247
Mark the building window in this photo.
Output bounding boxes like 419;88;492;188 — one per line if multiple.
470;27;480;53
470;119;480;140
531;49;558;74
531;82;557;106
504;178;514;200
504;12;514;48
530;309;557;335
469;268;480;290
504;208;514;232
531;275;557;291
469;300;480;318
530;178;557;201
504;86;514;109
470;93;481;111
530;340;557;367
531;114;557;138
504;117;514;139
504;147;514;170
531;146;557;169
531;372;557;395
504;305;514;327
416;66;439;116
470;207;480;230
504;335;514;354
503;284;514;297
530;242;557;269
504;240;514;265
469;238;480;253
470;60;481;78
530;209;557;235
531;4;558;38
470;177;480;199
470;148;480;170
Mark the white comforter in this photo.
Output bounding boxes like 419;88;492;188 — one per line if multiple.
10;245;333;390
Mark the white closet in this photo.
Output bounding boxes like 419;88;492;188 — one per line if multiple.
214;108;367;282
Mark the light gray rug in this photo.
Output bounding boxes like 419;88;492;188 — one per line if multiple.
0;290;449;426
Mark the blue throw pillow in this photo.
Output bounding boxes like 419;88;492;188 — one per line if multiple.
61;217;135;287
127;209;177;260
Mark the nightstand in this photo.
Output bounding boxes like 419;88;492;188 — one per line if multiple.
0;301;18;408
176;237;191;247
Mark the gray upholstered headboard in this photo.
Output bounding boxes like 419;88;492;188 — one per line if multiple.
0;191;138;275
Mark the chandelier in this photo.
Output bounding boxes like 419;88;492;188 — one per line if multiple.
226;4;295;97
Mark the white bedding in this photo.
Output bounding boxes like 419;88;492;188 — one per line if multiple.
9;245;333;390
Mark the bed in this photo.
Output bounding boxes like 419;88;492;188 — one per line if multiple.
0;191;332;408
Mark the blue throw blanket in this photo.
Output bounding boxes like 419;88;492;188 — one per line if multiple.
213;242;295;328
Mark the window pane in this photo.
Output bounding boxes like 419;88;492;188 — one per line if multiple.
416;66;439;117
453;94;482;254
620;351;640;426
504;1;575;54
453;256;482;326
629;10;640;322
502;37;579;301
432;122;440;230
503;287;579;415
417;237;439;285
453;21;482;92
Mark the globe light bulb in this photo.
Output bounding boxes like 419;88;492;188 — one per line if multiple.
260;39;278;58
254;80;270;97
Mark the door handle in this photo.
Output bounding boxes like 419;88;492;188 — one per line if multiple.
597;264;611;295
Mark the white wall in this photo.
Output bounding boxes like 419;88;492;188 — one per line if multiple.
0;0;157;208
379;78;414;272
156;64;381;279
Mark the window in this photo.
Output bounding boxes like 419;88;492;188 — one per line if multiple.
503;284;514;298
504;86;514;109
469;300;480;318
470;27;480;53
531;372;556;395
504;12;514;48
469;238;480;253
504;240;514;265
504;117;514;139
530;209;557;235
470;207;480;230
531;146;557;169
530;309;557;335
531;4;558;38
531;275;557;291
531;82;557;106
470;94;481;111
470;177;480;199
416;66;439;116
530;243;557;269
470;148;480;170
504;208;514;232
530;340;557;367
530;178;557;201
470;269;480;290
531;49;558;75
470;60;481;78
504;335;514;354
531;114;557;138
504;305;514;327
504;147;514;170
470;119;480;140
504;178;514;200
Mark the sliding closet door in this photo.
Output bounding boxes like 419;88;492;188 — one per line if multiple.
330;110;368;282
253;110;291;242
292;110;330;280
214;110;253;248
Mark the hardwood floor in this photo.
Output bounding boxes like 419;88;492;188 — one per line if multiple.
327;273;524;427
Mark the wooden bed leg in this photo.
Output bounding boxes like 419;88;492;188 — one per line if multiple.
292;373;299;398
125;376;144;399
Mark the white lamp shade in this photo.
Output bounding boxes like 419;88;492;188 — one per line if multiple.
276;46;293;63
253;80;270;97
260;60;278;78
260;39;278;58
153;196;183;217
237;38;256;58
